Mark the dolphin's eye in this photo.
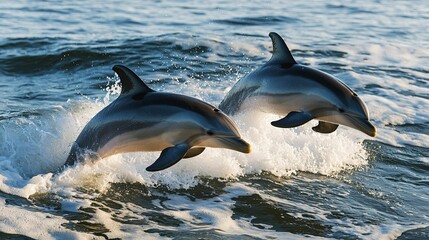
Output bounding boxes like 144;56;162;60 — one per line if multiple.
338;108;345;113
213;108;220;112
206;130;214;136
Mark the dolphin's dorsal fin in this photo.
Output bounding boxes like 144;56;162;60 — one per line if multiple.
112;65;154;95
268;32;297;65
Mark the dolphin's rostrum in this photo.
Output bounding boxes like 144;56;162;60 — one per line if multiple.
219;32;376;137
65;65;251;171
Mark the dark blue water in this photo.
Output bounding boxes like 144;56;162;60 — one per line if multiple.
0;1;428;239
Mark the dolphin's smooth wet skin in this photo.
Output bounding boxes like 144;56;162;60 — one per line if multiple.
219;32;376;137
64;65;251;171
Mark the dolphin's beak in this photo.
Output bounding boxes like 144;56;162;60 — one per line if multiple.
347;115;377;137
218;137;252;153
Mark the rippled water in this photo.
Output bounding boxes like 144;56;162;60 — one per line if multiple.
0;1;428;239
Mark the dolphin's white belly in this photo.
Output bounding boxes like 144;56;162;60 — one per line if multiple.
97;122;201;158
98;131;171;158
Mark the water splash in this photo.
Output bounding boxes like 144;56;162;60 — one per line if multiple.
0;80;368;198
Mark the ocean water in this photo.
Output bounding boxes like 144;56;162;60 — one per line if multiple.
0;0;428;239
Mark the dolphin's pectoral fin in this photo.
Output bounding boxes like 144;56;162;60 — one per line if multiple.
271;111;313;128
312;121;339;134
146;144;190;172
183;147;205;158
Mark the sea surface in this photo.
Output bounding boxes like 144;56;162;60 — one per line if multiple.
0;0;428;239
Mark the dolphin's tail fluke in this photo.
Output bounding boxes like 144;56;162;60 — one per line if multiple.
64;143;79;167
63;143;100;167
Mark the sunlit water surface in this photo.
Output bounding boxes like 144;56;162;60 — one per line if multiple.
0;1;428;239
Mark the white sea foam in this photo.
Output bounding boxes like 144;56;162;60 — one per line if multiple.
0;75;370;199
91;208;167;240
43;101;368;195
0;100;107;198
153;182;325;239
333;223;429;240
0;198;99;240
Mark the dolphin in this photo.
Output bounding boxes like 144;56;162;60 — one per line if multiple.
64;65;251;171
219;32;376;137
